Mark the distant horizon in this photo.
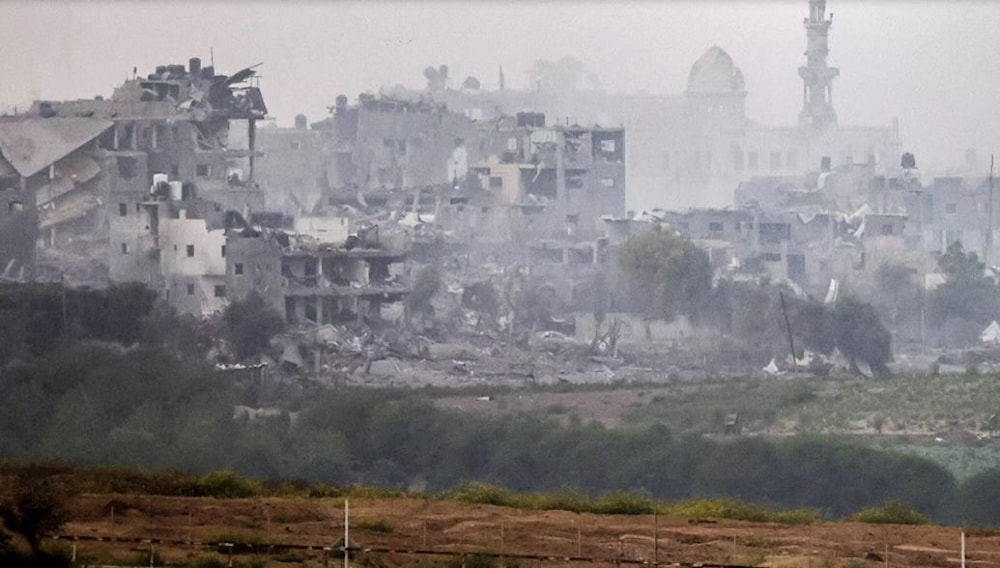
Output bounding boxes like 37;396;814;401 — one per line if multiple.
2;1;998;177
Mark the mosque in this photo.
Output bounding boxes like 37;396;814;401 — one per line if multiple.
620;0;900;210
390;0;901;211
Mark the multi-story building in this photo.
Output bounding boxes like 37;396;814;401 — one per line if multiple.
0;116;114;282
254;114;328;215
314;94;481;193
385;0;899;211
225;218;410;324
904;176;1000;261
469;113;625;242
1;57;269;315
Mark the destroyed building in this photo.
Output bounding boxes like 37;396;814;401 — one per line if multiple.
0;116;113;282
468;113;625;243
255;93;487;221
314;94;480;194
1;57;268;315
225;217;410;325
386;0;898;211
903;176;1000;260
254;114;328;215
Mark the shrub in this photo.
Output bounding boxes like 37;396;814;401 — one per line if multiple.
528;488;591;513
848;500;930;525
449;482;518;508
593;491;657;515
664;497;817;525
197;470;261;499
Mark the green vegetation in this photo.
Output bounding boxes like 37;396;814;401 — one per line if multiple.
958;468;1000;526
848;500;931;525
221;292;285;361
620;373;1000;461
2;282;1000;527
616;227;712;321
928;242;1000;345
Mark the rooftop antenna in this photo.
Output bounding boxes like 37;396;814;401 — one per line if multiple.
210;47;215;69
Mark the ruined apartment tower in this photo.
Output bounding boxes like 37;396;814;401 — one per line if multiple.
0;115;114;282
3;57;267;314
256;94;480;218
798;0;839;130
224;220;411;326
467;112;626;247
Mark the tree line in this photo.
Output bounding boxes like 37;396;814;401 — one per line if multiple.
614;227;893;373
2;283;1000;529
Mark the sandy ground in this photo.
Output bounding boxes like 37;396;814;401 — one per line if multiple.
52;495;1000;567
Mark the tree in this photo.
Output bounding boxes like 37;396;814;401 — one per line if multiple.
831;297;892;376
222;292;285;361
958;468;1000;526
929;241;1000;326
788;295;892;376
616;227;712;321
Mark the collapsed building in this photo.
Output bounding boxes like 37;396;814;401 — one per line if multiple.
225;217;410;325
469;112;625;243
0;116;113;282
254;95;626;322
0;56;267;294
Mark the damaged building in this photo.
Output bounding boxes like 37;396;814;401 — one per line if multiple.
469;112;625;243
254;114;328;216
315;94;480;196
384;0;898;211
0;116;113;282
903;176;1000;260
225;217;410;325
2;57;268;312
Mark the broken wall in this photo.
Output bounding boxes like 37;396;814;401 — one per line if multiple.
226;234;285;314
255;125;327;214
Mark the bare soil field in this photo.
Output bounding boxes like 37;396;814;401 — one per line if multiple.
51;495;1000;567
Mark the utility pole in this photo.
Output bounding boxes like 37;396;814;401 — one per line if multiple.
344;499;350;568
987;155;995;265
779;292;797;366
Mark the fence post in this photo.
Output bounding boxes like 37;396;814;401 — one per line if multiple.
653;511;658;566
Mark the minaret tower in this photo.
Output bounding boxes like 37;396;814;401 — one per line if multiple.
798;0;839;129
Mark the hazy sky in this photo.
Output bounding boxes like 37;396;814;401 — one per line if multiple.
2;1;999;174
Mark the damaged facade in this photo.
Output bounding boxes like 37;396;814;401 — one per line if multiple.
0;117;113;281
254;95;626;318
1;57;267;292
384;0;898;211
469;113;625;242
225;219;410;326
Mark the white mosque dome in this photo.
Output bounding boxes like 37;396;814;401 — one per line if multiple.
686;46;746;95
